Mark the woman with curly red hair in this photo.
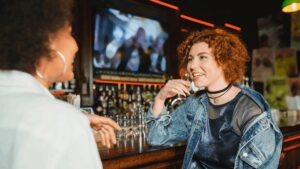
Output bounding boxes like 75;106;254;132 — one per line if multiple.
147;28;282;169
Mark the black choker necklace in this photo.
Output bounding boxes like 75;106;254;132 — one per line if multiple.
206;84;232;94
207;84;232;103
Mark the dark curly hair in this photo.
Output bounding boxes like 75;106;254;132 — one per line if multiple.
178;28;250;84
0;0;74;74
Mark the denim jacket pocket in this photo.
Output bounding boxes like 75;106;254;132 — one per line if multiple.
239;142;265;168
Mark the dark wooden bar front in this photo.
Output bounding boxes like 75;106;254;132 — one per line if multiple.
279;115;300;169
99;115;300;169
99;138;185;169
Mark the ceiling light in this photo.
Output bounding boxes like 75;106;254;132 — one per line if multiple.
282;0;300;13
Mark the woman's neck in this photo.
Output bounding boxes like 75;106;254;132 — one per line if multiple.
206;84;231;94
206;79;229;92
207;86;241;105
34;75;50;88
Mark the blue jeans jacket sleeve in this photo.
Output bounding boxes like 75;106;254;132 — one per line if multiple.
146;102;189;146
235;113;283;169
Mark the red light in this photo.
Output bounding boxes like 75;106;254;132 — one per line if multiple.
149;0;179;10
224;23;241;31
180;15;214;27
95;79;164;87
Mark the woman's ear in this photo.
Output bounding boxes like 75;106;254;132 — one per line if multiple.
36;51;57;71
35;57;45;73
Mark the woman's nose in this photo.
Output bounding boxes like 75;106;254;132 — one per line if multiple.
189;59;198;70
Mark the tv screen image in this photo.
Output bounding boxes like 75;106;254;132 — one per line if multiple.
93;8;169;74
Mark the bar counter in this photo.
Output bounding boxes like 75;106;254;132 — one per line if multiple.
99;137;185;168
278;115;300;169
99;115;300;169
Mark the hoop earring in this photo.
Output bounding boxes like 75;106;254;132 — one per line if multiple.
55;50;67;74
35;69;49;82
35;50;67;82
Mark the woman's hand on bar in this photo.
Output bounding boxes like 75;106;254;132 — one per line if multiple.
85;113;121;148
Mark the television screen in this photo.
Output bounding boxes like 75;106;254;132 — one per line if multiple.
93;8;169;75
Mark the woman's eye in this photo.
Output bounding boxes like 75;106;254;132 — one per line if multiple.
187;57;193;62
199;55;206;60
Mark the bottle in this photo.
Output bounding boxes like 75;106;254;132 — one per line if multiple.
136;86;143;107
142;84;153;113
95;86;105;115
107;86;117;118
117;84;124;113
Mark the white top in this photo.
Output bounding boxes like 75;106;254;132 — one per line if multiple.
0;71;102;169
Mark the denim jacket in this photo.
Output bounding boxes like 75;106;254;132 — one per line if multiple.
146;86;283;169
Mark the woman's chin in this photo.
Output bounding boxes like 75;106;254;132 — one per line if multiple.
193;81;206;89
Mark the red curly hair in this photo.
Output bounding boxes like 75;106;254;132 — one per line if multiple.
178;28;249;84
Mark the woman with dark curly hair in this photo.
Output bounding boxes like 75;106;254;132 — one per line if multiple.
0;0;120;168
146;28;282;169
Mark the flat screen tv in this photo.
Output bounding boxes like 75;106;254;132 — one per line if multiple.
93;7;170;76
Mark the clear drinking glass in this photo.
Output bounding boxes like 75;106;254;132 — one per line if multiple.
166;72;192;112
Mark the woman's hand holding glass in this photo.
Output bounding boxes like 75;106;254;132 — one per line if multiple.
157;79;191;101
153;79;191;117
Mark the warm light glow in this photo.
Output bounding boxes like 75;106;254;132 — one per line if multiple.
292;3;298;10
284;135;300;143
282;2;300;12
51;91;66;95
224;23;241;31
95;79;165;87
180;15;215;27
180;28;189;32
149;0;179;10
282;0;300;13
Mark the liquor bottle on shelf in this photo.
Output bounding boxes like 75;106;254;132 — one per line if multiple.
142;84;153;113
122;96;129;115
107;86;118;118
117;84;123;112
136;86;143;107
95;86;103;115
130;85;137;103
95;85;109;116
123;85;129;103
127;95;134;117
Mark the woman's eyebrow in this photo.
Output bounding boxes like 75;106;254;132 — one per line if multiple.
188;52;209;57
196;52;209;56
